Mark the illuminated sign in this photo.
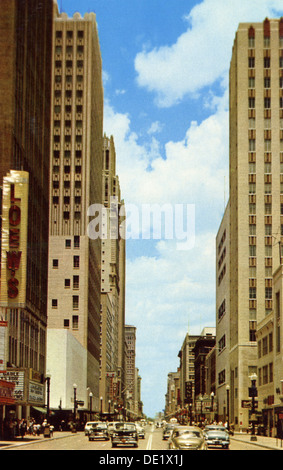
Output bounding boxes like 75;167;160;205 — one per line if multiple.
0;171;29;307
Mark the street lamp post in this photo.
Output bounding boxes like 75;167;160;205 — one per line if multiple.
100;396;103;419
89;392;93;421
210;391;215;422
45;375;51;423
73;384;77;424
108;400;111;415
249;374;258;442
226;385;230;432
200;395;203;423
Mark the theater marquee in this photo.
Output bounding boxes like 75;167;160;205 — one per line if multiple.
0;170;29;308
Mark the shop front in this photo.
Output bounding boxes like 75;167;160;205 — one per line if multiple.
0;368;45;437
0;379;15;439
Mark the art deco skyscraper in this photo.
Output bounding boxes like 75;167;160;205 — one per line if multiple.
228;17;283;430
47;10;104;412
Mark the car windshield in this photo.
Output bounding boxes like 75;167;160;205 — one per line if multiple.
175;430;201;438
205;426;226;432
115;423;136;431
91;423;106;430
206;430;227;436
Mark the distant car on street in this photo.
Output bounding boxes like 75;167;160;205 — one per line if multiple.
135;423;145;439
163;423;175;440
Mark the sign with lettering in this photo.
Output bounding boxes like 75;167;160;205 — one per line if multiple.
0;321;8;367
0;171;29;307
0;370;25;402
29;381;44;405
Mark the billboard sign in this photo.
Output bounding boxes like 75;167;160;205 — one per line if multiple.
0;171;29;307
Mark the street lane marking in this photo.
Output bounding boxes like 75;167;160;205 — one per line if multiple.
146;432;153;450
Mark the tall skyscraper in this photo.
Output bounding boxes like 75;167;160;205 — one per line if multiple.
47;10;104;414
124;325;136;420
99;135;126;412
226;17;283;430
0;0;54;429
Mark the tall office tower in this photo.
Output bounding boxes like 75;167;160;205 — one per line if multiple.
178;332;198;408
124;325;136;420
215;203;230;422
0;0;54;427
99;135;126;412
47;11;104;415
228;18;283;430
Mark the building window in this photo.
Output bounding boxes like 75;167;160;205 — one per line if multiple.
73;295;79;309
65;279;70;288
64;319;69;328
73;276;79;289
265;287;272;299
249;97;255;108
248;57;255;68
73;256;80;268
74;236;80;248
249;287;256;299
72;315;79;329
53;259;59;268
52;299;58;308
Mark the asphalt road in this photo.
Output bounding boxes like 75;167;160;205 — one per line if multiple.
1;425;271;451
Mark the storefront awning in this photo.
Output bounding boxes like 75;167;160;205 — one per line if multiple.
32;406;47;414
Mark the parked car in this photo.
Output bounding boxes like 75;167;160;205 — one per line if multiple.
204;427;230;449
88;422;109;441
111;422;138;448
163;424;175;440
168;425;207;450
84;421;98;436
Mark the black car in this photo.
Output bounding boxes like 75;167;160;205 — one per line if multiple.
111;422;138;448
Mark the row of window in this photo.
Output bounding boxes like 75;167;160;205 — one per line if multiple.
53;255;80;269
248;57;283;69
52;295;79;309
249;97;283;108
249;287;272;299
56;30;84;39
53;180;82;189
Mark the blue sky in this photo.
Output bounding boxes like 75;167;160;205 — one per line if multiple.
62;0;283;418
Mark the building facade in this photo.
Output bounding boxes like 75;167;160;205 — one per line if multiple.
0;0;54;434
47;10;104;415
215;202;230;422
228;17;283;430
124;325;137;420
99;135;126;413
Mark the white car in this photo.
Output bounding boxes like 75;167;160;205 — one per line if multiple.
84;421;99;436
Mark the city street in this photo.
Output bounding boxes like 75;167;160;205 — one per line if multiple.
0;425;277;451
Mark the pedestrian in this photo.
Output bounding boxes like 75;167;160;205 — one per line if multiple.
19;420;27;439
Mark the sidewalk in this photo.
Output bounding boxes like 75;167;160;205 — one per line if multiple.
0;431;77;450
231;432;283;450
